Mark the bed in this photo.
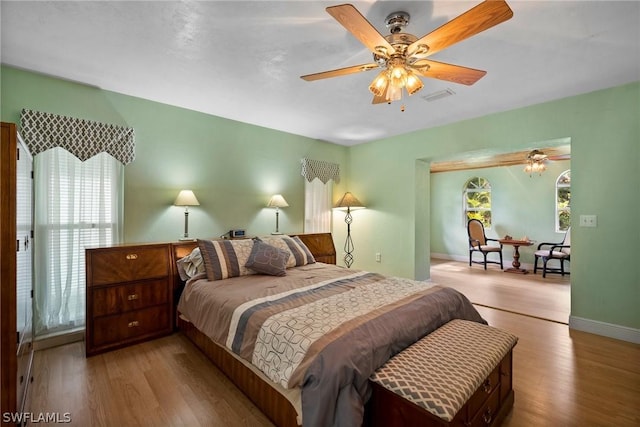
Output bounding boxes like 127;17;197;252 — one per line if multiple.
171;233;486;427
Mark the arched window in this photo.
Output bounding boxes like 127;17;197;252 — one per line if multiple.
464;177;492;228
556;170;571;231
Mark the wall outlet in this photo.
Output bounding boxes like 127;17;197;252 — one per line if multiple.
579;214;597;227
375;252;381;262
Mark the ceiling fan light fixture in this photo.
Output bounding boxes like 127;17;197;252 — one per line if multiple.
405;71;423;95
369;71;389;96
524;149;548;176
385;84;402;102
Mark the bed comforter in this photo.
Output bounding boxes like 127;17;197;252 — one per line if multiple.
177;263;485;427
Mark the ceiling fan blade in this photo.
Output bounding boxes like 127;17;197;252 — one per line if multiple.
301;63;379;81
412;60;486;85
408;0;513;58
326;4;396;57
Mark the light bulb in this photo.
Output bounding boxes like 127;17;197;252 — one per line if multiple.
389;65;407;88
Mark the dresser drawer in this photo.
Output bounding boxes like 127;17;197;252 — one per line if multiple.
91;279;169;317
88;245;170;286
91;305;171;349
469;386;500;427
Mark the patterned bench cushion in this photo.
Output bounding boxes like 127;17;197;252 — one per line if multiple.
370;319;518;422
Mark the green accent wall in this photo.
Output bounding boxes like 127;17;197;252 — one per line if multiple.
1;66;349;243
430;155;571;266
349;82;639;330
2;65;638;332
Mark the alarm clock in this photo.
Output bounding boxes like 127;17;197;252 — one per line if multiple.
228;229;246;239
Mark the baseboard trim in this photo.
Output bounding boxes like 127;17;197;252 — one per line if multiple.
430;253;535;270
34;329;85;351
431;253;466;262
569;316;640;344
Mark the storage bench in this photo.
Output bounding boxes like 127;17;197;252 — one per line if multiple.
368;319;518;427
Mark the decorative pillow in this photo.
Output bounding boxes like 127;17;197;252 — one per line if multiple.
197;239;256;281
245;240;289;276
257;235;316;268
176;247;205;281
289;235;316;266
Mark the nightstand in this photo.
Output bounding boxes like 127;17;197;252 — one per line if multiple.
85;243;173;356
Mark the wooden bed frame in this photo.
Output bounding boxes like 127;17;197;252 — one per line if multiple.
171;233;337;427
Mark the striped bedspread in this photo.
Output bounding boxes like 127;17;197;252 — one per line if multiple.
177;263;485;427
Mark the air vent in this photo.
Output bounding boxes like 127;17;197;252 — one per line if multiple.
421;88;455;102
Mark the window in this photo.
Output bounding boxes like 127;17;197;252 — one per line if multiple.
464;177;492;228
304;178;332;233
556;170;571;232
33;148;122;336
301;158;339;233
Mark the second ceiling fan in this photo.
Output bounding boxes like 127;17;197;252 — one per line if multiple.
301;1;513;105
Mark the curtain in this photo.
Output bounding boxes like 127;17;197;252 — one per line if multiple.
304;178;332;233
21;109;134;337
301;158;340;233
33;148;123;335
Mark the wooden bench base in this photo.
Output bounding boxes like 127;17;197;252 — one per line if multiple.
367;350;514;427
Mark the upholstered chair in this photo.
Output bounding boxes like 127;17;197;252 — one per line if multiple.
467;219;503;270
533;228;571;278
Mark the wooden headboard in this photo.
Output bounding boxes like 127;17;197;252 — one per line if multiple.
289;233;336;265
170;233;337;293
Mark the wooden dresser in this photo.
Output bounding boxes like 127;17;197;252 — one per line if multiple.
85;243;173;356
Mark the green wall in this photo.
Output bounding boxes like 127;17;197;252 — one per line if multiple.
1;66;349;243
2;65;638;334
430;156;571;266
349;81;639;331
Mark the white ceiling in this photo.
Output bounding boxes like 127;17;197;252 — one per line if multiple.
1;1;639;146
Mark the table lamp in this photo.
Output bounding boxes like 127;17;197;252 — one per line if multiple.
174;190;200;240
267;194;289;235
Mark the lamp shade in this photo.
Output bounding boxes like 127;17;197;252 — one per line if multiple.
174;190;200;206
334;192;365;209
267;194;289;208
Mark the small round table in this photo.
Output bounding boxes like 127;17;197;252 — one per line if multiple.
499;239;534;274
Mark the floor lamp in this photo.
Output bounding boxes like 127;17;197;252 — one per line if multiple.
334;192;365;268
174;189;200;240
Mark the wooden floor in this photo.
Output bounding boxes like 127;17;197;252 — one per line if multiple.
430;258;571;324
30;261;639;427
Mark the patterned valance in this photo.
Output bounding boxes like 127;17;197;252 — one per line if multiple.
301;158;340;184
20;109;135;165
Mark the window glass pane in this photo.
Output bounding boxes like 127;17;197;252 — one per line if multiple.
556;170;571;232
464;177;492;228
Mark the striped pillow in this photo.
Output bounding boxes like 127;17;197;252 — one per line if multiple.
197;239;256;281
257;235;316;267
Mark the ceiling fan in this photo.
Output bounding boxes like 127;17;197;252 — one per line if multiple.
301;1;513;106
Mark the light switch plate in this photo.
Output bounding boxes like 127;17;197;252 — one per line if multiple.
579;214;597;227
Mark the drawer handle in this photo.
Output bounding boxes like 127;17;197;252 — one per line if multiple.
128;321;140;328
127;294;139;301
483;378;492;393
126;253;138;260
482;407;493;425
